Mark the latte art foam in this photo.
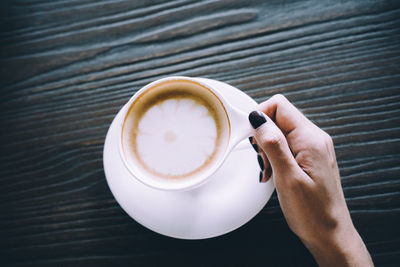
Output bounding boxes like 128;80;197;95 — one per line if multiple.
136;98;217;176
122;79;230;181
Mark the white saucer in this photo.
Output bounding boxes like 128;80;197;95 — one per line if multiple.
103;80;275;239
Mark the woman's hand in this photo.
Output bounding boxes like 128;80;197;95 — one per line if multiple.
249;94;373;266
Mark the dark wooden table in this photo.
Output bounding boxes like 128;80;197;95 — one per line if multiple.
1;0;400;266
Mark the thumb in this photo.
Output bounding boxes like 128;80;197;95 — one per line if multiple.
248;111;299;177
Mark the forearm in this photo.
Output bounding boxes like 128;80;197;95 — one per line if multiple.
303;226;373;267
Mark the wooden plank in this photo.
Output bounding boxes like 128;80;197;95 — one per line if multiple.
1;0;400;266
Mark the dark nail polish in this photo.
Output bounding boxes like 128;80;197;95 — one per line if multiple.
266;168;272;179
259;171;263;182
257;155;264;170
252;143;258;152
249;136;258;152
249;111;267;129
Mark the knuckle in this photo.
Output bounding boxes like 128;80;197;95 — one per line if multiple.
272;94;287;104
310;130;332;152
263;133;283;148
324;132;333;145
313;137;327;151
320;130;333;147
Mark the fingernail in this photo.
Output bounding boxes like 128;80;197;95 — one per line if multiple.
257;155;264;170
259;171;263;182
266;168;272;179
249;137;258;152
249;111;267;129
252;143;258;152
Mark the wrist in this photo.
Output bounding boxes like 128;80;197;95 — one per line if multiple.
302;223;373;266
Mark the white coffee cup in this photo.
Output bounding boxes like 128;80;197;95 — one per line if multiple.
117;76;253;191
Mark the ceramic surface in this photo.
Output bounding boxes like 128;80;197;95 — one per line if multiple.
103;78;275;239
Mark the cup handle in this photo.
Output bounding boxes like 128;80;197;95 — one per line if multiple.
227;105;254;152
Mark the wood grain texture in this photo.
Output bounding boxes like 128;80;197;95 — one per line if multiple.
1;0;399;266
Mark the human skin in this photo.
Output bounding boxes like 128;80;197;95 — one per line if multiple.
248;94;373;267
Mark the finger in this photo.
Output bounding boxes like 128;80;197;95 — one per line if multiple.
259;150;272;183
249;110;301;177
251;137;271;183
258;94;311;135
250;136;265;182
248;136;259;153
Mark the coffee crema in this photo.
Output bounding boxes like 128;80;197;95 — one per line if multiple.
122;79;230;181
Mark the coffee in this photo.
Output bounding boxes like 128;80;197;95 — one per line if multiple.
122;79;230;181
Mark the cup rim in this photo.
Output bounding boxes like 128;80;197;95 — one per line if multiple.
117;76;232;191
